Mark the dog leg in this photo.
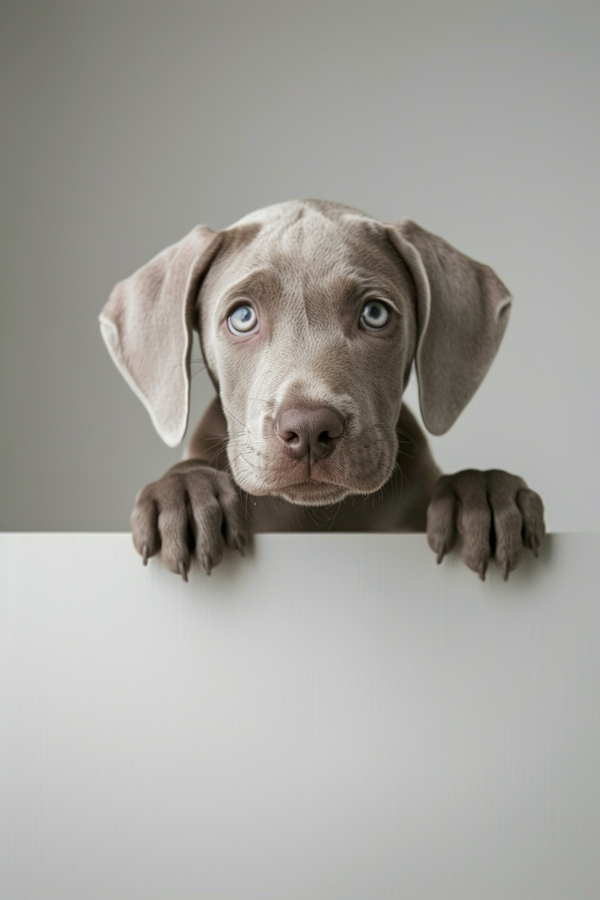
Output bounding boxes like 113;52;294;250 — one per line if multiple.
130;459;248;579
427;470;545;579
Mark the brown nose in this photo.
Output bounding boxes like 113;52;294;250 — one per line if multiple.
277;406;345;461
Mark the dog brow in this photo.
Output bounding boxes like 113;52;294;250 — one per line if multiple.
317;270;402;312
220;269;282;305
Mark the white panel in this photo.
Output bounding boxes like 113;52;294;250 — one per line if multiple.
1;533;598;899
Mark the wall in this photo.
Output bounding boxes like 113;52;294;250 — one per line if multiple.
1;533;598;898
0;0;598;532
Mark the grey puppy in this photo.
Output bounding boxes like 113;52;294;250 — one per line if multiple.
100;199;545;580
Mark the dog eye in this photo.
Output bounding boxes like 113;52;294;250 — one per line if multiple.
228;304;258;335
360;300;390;330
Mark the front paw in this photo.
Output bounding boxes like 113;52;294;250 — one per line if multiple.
427;470;545;580
130;462;248;579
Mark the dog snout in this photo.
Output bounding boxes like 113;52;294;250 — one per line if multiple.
276;406;345;462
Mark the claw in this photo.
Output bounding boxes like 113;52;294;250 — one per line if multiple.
142;544;149;566
530;535;540;558
436;548;446;565
502;560;510;582
478;561;487;582
178;560;188;582
236;537;246;557
199;557;212;576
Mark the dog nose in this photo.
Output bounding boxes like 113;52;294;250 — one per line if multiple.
277;406;345;461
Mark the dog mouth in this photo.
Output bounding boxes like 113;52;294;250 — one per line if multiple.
228;431;398;505
275;479;351;506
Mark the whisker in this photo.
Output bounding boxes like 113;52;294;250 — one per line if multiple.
246;395;273;406
327;500;344;530
221;403;254;438
238;452;261;472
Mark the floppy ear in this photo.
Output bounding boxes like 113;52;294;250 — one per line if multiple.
388;219;512;435
99;225;221;447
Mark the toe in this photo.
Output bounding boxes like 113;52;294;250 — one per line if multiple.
447;472;492;577
458;502;492;578
493;503;523;580
158;506;192;577
218;477;249;555
186;482;225;575
130;493;161;562
517;488;546;556
427;478;458;563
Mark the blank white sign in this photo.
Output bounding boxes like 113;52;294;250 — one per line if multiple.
1;533;598;899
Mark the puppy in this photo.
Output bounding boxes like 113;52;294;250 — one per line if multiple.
100;199;545;580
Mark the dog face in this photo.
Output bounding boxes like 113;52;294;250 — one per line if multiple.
197;203;417;504
100;200;512;505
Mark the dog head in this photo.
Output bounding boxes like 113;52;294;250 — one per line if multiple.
100;200;511;505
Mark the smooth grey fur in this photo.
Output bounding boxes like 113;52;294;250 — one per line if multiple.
100;199;545;580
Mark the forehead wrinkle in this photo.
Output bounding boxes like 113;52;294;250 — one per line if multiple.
217;267;282;308
266;224;368;326
300;264;404;328
214;206;411;329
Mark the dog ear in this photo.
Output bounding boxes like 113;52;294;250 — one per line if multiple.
99;225;221;447
388;219;512;435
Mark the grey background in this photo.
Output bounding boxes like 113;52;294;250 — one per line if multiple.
1;0;598;532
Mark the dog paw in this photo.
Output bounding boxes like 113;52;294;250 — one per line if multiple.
427;469;545;580
130;462;248;579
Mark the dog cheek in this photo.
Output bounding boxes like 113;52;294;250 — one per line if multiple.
224;444;264;496
354;430;398;493
222;377;278;495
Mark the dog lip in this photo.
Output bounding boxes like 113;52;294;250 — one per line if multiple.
282;478;342;489
279;480;343;495
278;479;351;504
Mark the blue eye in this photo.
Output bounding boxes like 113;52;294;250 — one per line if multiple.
360;300;390;330
228;304;258;335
